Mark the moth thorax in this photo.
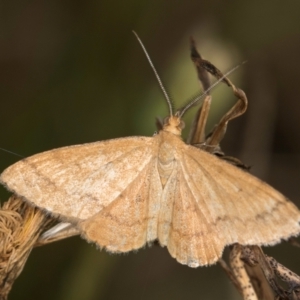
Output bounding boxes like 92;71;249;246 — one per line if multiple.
163;116;185;136
157;141;176;187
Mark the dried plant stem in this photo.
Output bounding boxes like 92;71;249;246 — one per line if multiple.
0;195;51;299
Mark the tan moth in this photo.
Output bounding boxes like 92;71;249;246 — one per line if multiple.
1;34;300;268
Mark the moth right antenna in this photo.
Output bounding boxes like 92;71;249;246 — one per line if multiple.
178;64;243;118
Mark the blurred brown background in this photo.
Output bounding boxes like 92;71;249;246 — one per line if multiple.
1;1;300;299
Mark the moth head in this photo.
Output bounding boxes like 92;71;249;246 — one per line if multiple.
163;115;185;136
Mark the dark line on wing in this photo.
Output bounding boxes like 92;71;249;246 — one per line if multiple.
181;152;292;228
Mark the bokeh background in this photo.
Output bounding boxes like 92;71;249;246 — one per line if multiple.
1;1;300;299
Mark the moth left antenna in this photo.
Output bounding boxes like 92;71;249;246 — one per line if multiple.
133;31;173;116
0;147;24;158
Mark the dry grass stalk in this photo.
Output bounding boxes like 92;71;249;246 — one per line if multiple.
0;195;51;299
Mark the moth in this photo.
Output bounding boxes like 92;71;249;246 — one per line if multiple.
1;34;300;268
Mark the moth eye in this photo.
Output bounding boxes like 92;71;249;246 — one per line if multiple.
179;120;185;129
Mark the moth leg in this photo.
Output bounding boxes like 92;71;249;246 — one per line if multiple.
36;222;80;246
